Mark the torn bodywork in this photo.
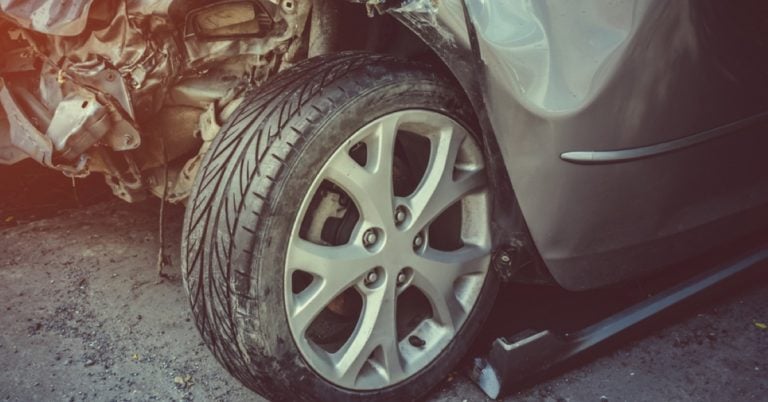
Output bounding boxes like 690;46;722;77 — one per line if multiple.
0;0;310;202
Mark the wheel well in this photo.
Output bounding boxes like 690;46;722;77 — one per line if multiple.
308;0;459;89
307;1;555;286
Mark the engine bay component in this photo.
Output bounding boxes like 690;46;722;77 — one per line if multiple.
0;79;58;169
47;91;110;160
185;1;275;39
0;0;94;36
0;0;311;201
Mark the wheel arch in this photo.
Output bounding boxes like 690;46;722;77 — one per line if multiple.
308;0;556;286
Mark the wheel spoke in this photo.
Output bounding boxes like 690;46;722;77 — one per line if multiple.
322;117;399;228
410;245;490;330
334;279;401;384
287;238;376;335
405;126;486;232
380;335;405;380
287;237;375;274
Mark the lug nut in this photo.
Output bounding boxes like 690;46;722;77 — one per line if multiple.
364;270;378;285
394;206;407;224
413;233;424;249
397;271;407;285
363;229;378;247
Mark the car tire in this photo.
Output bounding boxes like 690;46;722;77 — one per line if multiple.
181;51;498;401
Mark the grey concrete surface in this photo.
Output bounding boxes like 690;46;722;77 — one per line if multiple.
0;196;766;402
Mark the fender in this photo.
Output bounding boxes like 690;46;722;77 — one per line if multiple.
373;0;550;285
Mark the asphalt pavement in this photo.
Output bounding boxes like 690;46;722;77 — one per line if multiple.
1;163;766;402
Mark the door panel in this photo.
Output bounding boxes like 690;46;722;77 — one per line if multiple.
464;0;768;289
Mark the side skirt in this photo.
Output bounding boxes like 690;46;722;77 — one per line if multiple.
470;244;768;398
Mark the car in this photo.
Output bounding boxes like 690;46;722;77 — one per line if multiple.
2;0;767;400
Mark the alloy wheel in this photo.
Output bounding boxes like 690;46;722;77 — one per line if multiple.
284;110;491;390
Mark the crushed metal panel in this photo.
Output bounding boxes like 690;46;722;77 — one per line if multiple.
0;112;26;164
464;0;650;114
0;78;87;175
0;0;312;202
49;0;182;121
0;78;54;167
0;0;94;36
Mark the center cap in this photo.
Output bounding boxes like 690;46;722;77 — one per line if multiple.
368;226;424;271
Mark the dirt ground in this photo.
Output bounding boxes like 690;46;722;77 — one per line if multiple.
1;163;767;402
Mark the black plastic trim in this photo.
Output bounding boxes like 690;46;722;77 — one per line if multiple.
470;243;768;398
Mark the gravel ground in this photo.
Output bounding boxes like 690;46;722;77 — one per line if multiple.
1;164;767;402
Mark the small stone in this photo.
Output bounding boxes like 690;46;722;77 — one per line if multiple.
84;359;95;367
174;374;193;389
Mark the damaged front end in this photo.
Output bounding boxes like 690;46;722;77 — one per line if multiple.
0;0;310;202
